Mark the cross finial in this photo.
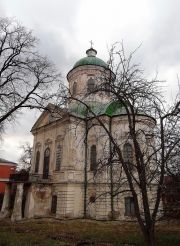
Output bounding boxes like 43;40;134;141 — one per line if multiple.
89;40;94;48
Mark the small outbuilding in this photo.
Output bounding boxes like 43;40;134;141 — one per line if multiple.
0;158;17;209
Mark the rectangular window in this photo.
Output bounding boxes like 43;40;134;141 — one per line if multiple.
125;197;135;216
90;145;97;172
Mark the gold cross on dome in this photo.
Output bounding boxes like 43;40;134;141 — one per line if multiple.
89;40;94;48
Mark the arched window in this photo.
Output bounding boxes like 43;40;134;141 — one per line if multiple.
90;145;97;172
55;145;62;171
51;195;57;214
87;78;95;93
105;82;110;96
72;82;77;95
89;195;96;203
123;143;133;169
43;147;50;179
35;151;40;173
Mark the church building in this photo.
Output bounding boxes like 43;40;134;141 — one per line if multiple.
0;47;156;221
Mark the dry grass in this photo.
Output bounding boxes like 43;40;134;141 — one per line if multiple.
0;218;180;245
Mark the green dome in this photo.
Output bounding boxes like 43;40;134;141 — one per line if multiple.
73;48;109;70
69;101;153;119
73;56;109;69
69;101;126;118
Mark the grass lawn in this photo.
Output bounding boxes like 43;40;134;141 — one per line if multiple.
0;218;180;245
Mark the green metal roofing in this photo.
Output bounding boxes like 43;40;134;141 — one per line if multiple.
69;100;153;120
104;101;125;116
69;101;126;118
73;56;109;69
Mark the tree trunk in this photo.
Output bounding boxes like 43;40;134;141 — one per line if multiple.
144;224;156;246
83;120;88;218
109;118;114;220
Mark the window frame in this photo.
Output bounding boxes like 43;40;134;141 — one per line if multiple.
123;143;133;169
87;77;95;93
34;150;40;173
43;147;50;179
124;196;135;216
90;145;97;172
55;144;62;171
72;81;77;95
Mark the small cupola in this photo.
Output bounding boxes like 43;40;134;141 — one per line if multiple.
86;48;97;57
71;47;109;70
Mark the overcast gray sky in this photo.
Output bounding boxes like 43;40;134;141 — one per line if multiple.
1;0;180;162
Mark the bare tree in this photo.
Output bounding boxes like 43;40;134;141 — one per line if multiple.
18;142;32;171
67;43;180;245
0;17;61;129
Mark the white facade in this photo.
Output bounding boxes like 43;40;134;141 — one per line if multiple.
0;48;156;221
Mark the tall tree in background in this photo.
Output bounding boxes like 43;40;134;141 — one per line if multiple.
18;142;32;171
0;17;61;131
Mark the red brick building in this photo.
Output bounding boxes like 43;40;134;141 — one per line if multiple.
0;158;17;209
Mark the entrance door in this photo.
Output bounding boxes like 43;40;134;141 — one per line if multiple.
51;195;57;214
43;148;50;179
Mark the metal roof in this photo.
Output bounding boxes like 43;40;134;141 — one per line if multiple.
0;158;17;165
73;56;109;70
69;101;126;118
